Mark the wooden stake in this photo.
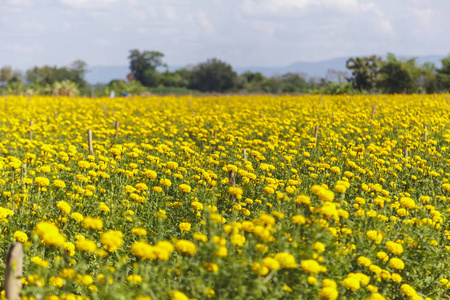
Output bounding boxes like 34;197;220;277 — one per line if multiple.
259;110;263;118
103;106;107;117
314;126;319;140
114;121;119;140
214;131;217;140
87;129;94;156
29;121;33;141
5;242;23;300
193;111;196;118
424;126;427;142
242;149;247;161
371;104;376;117
404;148;408;159
229;171;236;202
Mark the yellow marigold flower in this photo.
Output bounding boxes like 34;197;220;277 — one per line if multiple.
31;256;49;268
301;259;321;274
389;257;405;270
274;252;297;268
341;277;360;291
312;242;325;253
179;222;191;231
385;241;403;255
135;183;148;191
264;186;275;194
295;195;311;206
101;230;123;252
127;274;142;285
59;268;75;279
160;178;172;187
53;179;66;189
191;201;203;211
203;262;219;272
75;274;93;286
144;169;157;179
131;227;147;236
169;290;189;300
57;201;72;214
75;239;97;253
391;273;402;283
179;184;192;193
400;197;415;209
35;222;65;247
49;276;63;287
13;230;28;242
230;233;246;247
99;202;110;213
64;242;75;256
193;232;208;242
214;246;228;257
262;257;280;271
34;176;50;187
356;256;371;267
83;216;103;230
78;161;91;169
319;286;339;300
176;240;197;256
71;212;84;222
307;276;318;285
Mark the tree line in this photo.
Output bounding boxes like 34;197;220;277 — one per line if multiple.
1;50;450;96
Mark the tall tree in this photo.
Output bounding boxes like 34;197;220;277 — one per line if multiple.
188;58;237;92
437;55;450;92
0;66;13;83
346;55;382;92
128;50;166;87
378;53;420;94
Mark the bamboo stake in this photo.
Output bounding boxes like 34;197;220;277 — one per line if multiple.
229;171;236;202
29;121;33;141
114;121;120;140
87;129;94;156
5;242;23;300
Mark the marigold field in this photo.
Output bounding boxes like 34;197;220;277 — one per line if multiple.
0;94;450;300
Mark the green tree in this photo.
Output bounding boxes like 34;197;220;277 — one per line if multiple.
128;50;166;87
346;55;382;92
0;66;13;84
419;62;438;93
378;53;420;94
189;58;237;92
437;55;450;92
280;73;308;93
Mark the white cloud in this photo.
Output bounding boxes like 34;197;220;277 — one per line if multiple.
196;11;214;34
240;0;378;16
59;0;119;9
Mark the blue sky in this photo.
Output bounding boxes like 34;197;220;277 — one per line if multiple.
0;0;449;69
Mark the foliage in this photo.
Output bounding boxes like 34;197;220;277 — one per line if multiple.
128;50;166;87
437;56;450;92
377;53;422;94
346;55;382;92
188;58;238;92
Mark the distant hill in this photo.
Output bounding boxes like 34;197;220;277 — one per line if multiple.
85;55;446;84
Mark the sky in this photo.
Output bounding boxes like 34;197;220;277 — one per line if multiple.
0;0;449;70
